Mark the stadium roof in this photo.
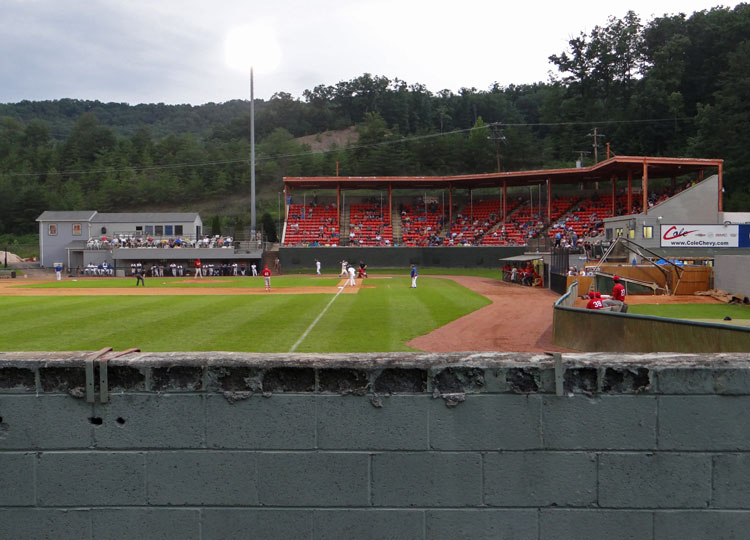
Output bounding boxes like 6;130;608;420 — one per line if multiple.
284;156;723;191
37;212;201;223
92;213;200;223
499;254;546;262
37;211;97;221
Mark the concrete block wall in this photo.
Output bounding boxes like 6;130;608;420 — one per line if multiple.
715;254;750;299
2;351;750;539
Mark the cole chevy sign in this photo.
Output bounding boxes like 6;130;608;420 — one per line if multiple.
660;224;750;248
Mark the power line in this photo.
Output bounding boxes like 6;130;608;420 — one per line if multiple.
0;116;698;179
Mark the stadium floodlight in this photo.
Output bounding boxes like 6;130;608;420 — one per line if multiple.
224;24;282;236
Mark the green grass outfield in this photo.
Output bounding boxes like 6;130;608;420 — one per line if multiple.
0;276;490;352
629;303;750;322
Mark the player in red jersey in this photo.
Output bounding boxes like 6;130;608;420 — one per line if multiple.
261;265;272;292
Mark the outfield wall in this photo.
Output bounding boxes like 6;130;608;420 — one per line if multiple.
279;246;526;270
3;351;750;540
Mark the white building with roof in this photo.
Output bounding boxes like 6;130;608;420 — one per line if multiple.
36;211;213;270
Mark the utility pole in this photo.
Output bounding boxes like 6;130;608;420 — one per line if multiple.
487;123;506;172
587;127;606;163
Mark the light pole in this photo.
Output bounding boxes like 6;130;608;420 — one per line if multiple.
225;23;281;240
250;67;256;236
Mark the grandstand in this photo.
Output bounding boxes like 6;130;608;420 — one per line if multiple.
282;156;724;249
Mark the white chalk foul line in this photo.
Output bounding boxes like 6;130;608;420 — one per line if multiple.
289;282;349;352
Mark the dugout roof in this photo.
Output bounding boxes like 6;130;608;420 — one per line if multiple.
283;156;723;191
499;254;546;262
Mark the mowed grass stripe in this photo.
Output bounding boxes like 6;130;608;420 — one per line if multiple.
2;296;226;351
191;295;335;352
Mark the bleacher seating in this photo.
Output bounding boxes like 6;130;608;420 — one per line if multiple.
283;204;339;246
348;204;392;246
400;203;445;246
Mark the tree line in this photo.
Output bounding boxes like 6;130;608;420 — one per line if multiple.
0;4;748;236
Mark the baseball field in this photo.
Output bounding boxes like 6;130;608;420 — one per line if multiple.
0;273;498;353
2;270;742;353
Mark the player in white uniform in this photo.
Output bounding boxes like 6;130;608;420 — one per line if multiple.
315;259;321;275
347;265;356;286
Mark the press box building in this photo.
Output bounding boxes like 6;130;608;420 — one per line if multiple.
36;211;204;269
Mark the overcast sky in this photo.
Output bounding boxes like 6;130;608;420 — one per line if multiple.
0;0;730;105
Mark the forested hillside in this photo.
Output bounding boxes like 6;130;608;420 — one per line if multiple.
1;5;748;235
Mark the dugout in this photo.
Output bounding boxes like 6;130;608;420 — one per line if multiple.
498;254;548;288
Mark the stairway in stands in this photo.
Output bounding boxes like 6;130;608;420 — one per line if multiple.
391;208;402;245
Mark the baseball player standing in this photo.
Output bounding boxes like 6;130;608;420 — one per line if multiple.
315;259;321;275
410;265;418;288
261;265;272;292
347;265;356;286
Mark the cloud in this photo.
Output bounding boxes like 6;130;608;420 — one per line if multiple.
0;0;730;105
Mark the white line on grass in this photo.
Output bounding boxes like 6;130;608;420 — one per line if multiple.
289;283;348;352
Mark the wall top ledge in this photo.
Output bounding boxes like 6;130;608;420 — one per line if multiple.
2;351;750;370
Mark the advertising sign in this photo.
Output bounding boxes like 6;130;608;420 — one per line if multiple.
660;225;739;248
740;225;750;248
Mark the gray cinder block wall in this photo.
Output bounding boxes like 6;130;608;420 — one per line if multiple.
2;351;750;540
